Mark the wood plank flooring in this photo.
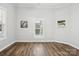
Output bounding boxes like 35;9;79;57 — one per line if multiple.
0;42;79;56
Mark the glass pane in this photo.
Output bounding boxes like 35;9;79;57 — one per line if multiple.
36;23;40;28
35;29;40;35
0;24;2;31
0;9;1;21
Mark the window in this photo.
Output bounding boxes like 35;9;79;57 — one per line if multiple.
0;8;6;40
35;20;43;35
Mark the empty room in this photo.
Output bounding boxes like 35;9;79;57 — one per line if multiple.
0;3;79;56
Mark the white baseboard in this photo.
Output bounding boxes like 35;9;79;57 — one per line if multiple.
17;39;79;49
0;41;15;52
54;40;79;50
16;39;55;42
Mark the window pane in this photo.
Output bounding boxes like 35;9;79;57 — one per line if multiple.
36;23;40;28
35;20;43;36
35;29;40;35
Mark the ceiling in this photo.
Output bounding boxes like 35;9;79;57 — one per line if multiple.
12;3;72;8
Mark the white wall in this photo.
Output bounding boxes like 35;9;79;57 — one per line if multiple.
16;7;56;42
54;5;71;42
70;4;79;48
0;3;79;50
16;4;79;49
0;4;16;51
54;4;79;49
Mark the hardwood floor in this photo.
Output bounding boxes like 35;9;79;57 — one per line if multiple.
0;42;79;56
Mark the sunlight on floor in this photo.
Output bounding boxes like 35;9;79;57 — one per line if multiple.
32;44;48;56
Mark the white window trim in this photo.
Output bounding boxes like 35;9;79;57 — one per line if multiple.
34;17;44;39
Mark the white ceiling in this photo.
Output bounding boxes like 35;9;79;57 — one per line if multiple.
12;3;72;8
